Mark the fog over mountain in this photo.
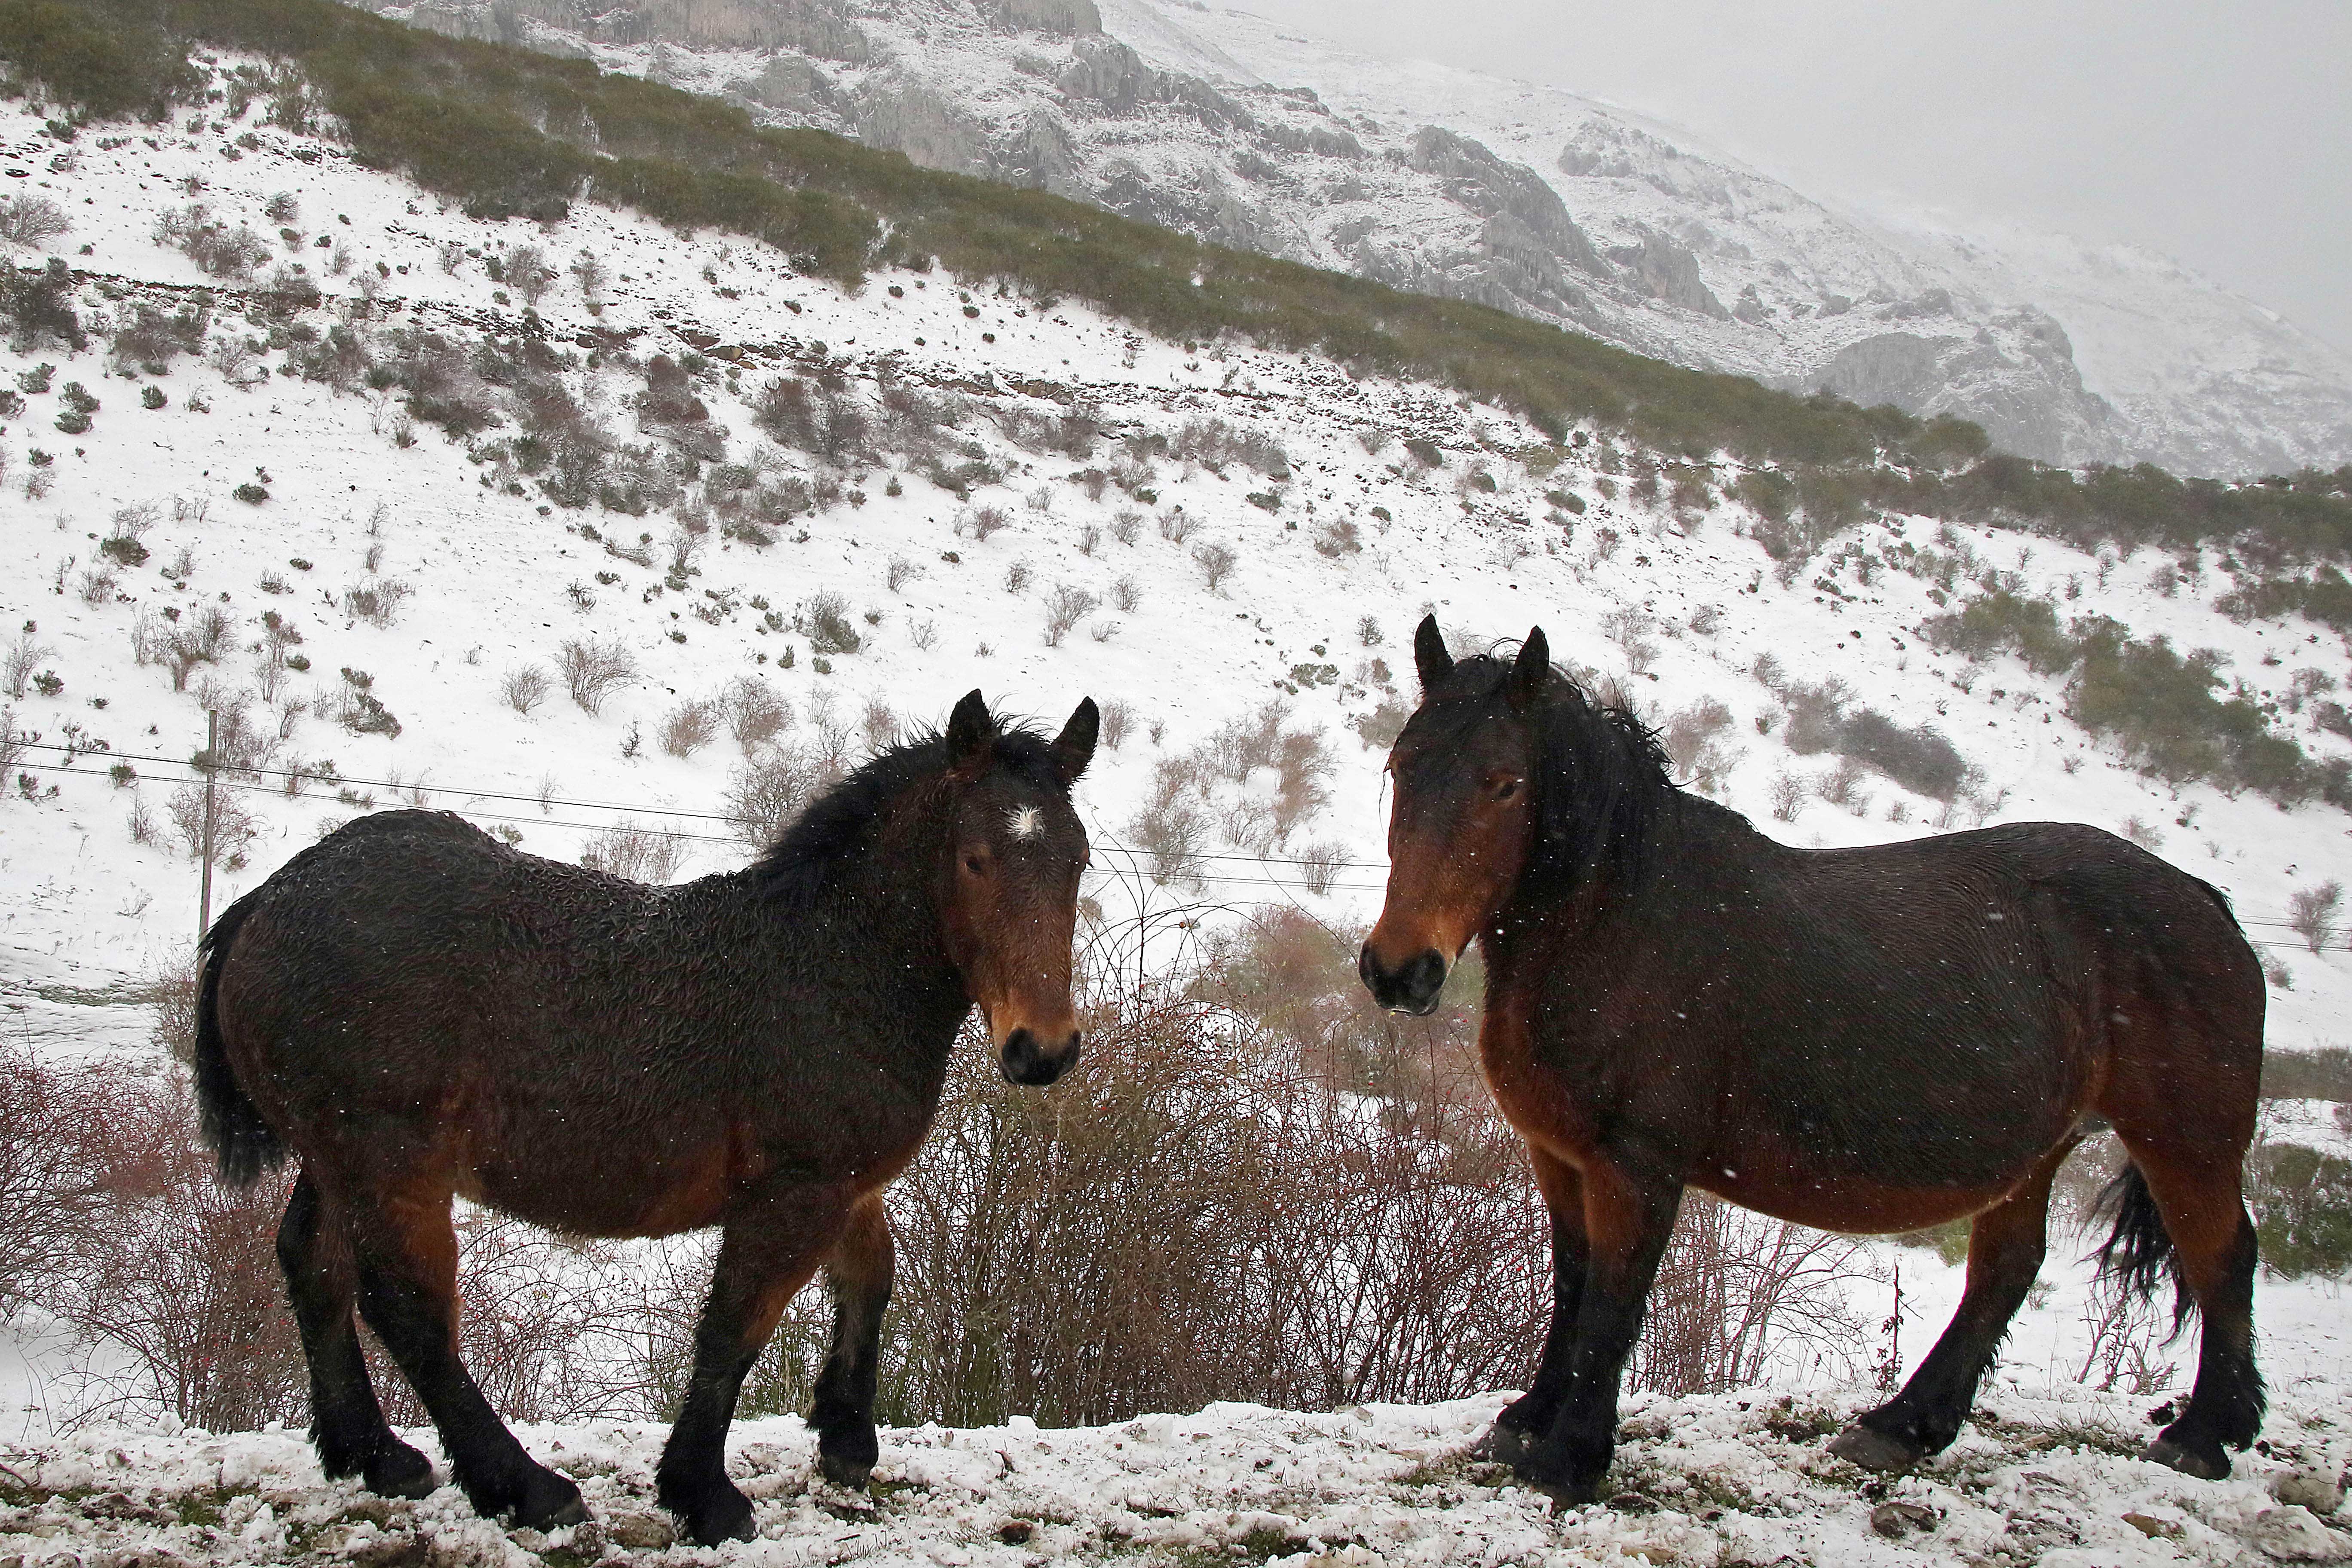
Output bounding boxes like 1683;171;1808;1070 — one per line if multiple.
373;0;2352;478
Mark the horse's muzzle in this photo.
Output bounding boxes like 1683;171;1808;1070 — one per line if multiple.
1001;1026;1082;1086
1360;944;1446;1016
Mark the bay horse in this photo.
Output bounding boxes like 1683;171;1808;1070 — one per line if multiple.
1359;617;2264;1501
194;690;1097;1546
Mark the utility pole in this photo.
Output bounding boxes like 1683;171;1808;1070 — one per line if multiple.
197;708;217;943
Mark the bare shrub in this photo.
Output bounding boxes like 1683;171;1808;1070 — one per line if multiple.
886;555;918;592
0;1038;106;1327
1662;697;1737;793
0;194;71;250
165;781;257;864
42;1072;309;1431
1111;574;1142;613
6;631;55;698
1313;519;1360;557
1109;509;1142;546
861;699;900;752
908;618;939;651
2074;1269;2180;1396
1004;560;1033;594
1767;770;1807;822
720;675;792;752
961;504;1011;541
1271;727;1335;843
724;745;844;847
558;637;637;713
503;242;551;306
1099;700;1135;750
153;204;269;279
1816;756;1868;809
1126;758;1211;888
659;698;720;758
500;664;552;714
1629;1194;1875;1395
2289;881;2343;953
579;820;689;882
1043;584;1101;647
1351;696;1412;750
342;578;413;627
1193;540;1238;591
1158;508;1198;544
1292;839;1348;896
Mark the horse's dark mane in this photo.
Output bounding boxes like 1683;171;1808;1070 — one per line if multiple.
1449;652;1678;895
754;707;1065;909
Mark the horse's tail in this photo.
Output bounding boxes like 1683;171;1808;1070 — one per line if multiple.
2094;1162;2191;1329
193;889;286;1187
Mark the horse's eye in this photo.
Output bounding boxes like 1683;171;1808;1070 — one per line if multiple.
1493;777;1522;800
964;853;988;876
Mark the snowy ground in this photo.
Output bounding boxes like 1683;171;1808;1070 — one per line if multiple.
3;1318;2351;1568
3;59;2352;1568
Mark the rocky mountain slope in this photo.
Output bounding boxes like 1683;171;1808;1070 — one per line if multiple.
364;0;2352;478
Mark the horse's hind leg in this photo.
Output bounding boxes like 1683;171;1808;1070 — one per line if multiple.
2117;1149;2264;1478
1831;1139;2077;1472
277;1173;432;1499
809;1193;894;1488
350;1185;585;1531
656;1192;846;1546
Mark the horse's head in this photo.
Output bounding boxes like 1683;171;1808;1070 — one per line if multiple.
1360;616;1549;1015
935;689;1098;1085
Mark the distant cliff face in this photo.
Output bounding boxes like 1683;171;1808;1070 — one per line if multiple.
367;0;2352;477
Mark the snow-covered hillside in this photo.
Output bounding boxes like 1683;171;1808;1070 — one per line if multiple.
360;0;2352;478
4;86;2350;1037
4;62;2352;1567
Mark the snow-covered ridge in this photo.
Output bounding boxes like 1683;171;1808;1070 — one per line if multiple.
358;0;2352;478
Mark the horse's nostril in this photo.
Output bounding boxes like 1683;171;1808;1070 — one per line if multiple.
1001;1026;1078;1086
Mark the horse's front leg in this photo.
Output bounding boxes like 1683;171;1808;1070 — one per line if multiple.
1513;1155;1681;1505
1483;1147;1588;1466
656;1187;850;1547
808;1192;894;1487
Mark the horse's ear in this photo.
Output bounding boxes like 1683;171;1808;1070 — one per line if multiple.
1052;698;1099;786
946;689;995;774
1413;614;1454;694
1507;627;1550;711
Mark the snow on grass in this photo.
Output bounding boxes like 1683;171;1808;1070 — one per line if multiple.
2;1345;2350;1565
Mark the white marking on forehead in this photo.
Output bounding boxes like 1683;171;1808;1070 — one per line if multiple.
1007;805;1045;842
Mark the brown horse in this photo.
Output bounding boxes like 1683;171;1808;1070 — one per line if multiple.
194;691;1096;1546
1359;618;2263;1501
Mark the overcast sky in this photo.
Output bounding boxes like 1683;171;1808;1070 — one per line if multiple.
1228;0;2352;354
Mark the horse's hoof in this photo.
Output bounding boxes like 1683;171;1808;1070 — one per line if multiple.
1828;1425;1922;1473
818;1451;875;1490
515;1468;588;1532
685;1485;757;1547
364;1441;435;1501
1507;1444;1599;1507
1472;1422;1532;1467
2146;1434;2230;1481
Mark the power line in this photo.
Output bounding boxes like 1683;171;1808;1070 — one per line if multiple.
18;743;2352;934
